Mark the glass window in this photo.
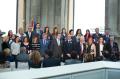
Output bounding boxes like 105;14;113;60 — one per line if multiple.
74;0;105;34
0;0;17;35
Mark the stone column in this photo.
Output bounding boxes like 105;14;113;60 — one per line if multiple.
68;0;74;31
105;0;109;30
60;0;69;29
117;0;120;33
106;0;120;49
47;0;55;31
54;0;61;29
41;0;48;27
17;0;25;32
64;0;69;30
25;0;70;32
25;0;31;30
107;0;118;35
61;0;66;29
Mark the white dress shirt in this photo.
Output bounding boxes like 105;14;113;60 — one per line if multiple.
57;39;61;46
100;44;104;56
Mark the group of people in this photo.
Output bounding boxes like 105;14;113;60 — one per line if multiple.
0;23;120;69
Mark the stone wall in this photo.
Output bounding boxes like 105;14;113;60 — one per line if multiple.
25;0;69;32
105;0;120;49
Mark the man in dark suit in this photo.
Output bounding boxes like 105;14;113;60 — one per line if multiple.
103;30;110;44
40;33;50;56
34;23;43;39
50;33;63;59
63;34;75;60
25;26;34;44
75;36;86;60
92;28;102;43
109;37;119;61
43;50;61;67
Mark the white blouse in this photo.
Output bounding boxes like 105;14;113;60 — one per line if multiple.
11;42;20;55
100;44;104;56
57;39;61;46
90;44;96;57
80;43;84;52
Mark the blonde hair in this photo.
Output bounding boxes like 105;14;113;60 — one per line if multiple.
18;27;24;34
30;51;41;64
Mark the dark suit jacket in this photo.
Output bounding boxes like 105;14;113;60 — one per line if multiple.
109;42;119;53
40;39;50;56
43;57;60;67
75;43;86;55
103;35;110;44
64;40;75;54
50;38;63;59
61;34;67;42
92;33;102;43
96;43;108;57
33;30;43;39
25;31;34;44
71;36;77;46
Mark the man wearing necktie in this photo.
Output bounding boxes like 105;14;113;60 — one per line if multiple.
75;36;86;61
103;30;110;44
25;26;34;44
50;33;62;59
92;28;102;44
63;34;75;60
40;33;50;56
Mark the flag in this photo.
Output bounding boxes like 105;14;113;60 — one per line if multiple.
37;16;40;25
34;16;37;31
31;16;34;27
